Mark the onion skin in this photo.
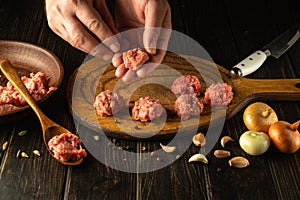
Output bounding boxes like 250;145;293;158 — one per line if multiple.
243;102;278;133
268;120;300;154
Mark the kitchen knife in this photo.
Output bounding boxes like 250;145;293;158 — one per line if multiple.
230;27;300;76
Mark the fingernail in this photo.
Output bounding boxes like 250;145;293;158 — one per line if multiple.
110;43;120;52
147;47;156;55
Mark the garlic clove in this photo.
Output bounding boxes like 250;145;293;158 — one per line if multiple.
192;132;206;147
188;153;208;164
228;156;249;168
160;143;176;153
220;136;234;148
213;150;231;158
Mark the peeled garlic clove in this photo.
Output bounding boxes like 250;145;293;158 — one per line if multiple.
228;156;249;168
160;143;176;153
221;136;233;148
188;153;208;164
192;132;206;147
213;150;231;158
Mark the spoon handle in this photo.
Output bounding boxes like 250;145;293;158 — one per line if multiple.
0;60;49;124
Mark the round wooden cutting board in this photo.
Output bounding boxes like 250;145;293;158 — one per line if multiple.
67;52;300;140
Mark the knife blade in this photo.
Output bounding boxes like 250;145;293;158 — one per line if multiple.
230;27;300;77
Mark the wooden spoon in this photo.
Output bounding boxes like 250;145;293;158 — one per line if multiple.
0;60;84;165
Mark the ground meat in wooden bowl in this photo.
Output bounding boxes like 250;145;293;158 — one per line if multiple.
0;71;57;113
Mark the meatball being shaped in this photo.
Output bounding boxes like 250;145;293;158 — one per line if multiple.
132;97;165;122
174;94;204;120
122;48;150;71
171;75;201;96
93;90;126;116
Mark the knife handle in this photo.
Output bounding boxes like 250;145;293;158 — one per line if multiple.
230;50;267;76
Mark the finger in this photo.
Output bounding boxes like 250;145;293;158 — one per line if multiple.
143;1;168;54
94;0;119;35
122;69;137;82
76;1;120;52
112;38;130;67
136;49;166;78
115;63;127;78
64;16;113;59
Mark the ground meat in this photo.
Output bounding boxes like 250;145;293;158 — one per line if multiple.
48;133;87;162
93;90;126;117
204;83;233;107
122;48;149;71
132;97;165;122
0;71;57;113
174;94;204;120
171;75;201;96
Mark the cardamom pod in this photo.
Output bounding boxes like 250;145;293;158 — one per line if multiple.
188;153;208;164
192;132;206;147
2;141;8;151
228;156;249;168
160;143;176;153
221;136;233;148
18;130;27;137
214;150;231;158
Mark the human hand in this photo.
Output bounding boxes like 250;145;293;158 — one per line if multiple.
112;0;172;82
45;0;120;59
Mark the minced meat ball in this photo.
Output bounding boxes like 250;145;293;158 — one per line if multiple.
132;97;165;122
174;94;204;120
48;133;87;162
171;75;201;96
204;83;233;107
122;48;149;71
93;90;126;117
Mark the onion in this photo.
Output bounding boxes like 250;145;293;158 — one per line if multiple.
268;120;300;154
239;131;271;156
243;102;278;133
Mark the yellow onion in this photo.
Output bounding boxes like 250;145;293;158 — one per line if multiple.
243;102;278;133
268;120;300;154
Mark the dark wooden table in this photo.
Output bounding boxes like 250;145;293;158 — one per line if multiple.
0;0;299;199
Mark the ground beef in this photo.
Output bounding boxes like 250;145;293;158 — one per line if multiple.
132;97;165;122
48;133;87;162
93;90;126;117
171;75;201;96
122;48;149;71
174;94;204;120
0;71;57;113
204;83;233;107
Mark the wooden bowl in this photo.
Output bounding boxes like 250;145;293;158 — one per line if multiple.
0;40;64;122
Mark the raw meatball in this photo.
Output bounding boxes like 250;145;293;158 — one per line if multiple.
93;90;126;117
204;83;233;107
122;48;149;71
48;133;87;162
132;97;165;122
174;94;204;120
171;75;201;96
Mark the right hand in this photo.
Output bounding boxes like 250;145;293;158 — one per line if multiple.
44;0;120;59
